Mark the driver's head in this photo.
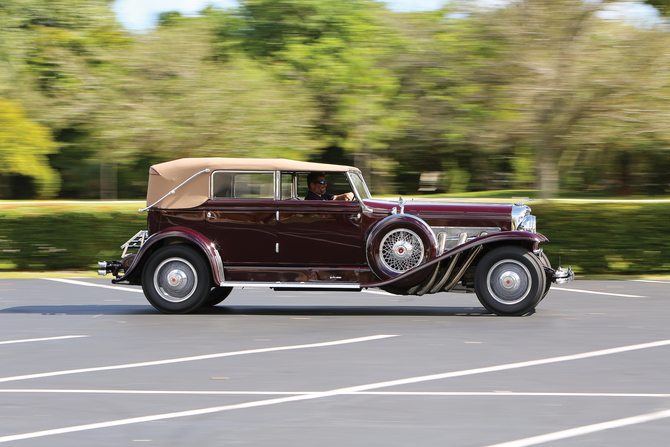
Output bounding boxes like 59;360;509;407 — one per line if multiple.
307;172;327;195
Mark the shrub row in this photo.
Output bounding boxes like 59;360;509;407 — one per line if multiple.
0;204;146;271
532;202;670;275
0;201;668;275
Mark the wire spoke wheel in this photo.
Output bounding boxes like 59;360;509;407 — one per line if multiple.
380;229;425;273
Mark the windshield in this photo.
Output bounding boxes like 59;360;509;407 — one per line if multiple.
348;171;371;201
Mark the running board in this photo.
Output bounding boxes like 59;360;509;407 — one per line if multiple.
219;281;361;290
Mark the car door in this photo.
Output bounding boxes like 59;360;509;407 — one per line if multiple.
277;172;364;268
205;171;277;266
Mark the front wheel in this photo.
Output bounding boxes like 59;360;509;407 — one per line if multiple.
474;246;546;316
202;286;233;307
141;245;212;314
537;251;552;301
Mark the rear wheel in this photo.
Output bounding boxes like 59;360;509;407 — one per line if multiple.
141;245;211;313
474;246;546;316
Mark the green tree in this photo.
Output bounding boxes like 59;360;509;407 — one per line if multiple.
377;8;519;193
233;0;411;180
0;0;130;199
644;0;670;16
94;16;322;164
448;0;670;197
0;98;60;198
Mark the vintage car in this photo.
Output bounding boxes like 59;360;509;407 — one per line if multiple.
98;158;573;316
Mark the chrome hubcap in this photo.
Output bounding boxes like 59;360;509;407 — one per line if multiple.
154;257;198;303
487;260;531;305
167;269;188;288
380;229;424;273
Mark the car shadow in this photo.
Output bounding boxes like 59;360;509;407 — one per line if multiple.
0;304;498;317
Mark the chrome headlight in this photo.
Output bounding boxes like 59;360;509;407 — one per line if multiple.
511;203;536;233
518;214;536;233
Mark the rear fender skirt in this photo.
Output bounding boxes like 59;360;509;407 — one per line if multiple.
363;231;548;289
112;227;223;285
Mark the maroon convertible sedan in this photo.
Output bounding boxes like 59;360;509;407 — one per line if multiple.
99;158;573;316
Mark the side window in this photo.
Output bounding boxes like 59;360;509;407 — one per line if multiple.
212;172;274;199
281;173;294;199
298;172;353;199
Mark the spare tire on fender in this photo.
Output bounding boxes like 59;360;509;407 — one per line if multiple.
366;214;437;287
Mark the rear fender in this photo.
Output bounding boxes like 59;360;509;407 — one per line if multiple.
363;231;548;289
112;227;223;285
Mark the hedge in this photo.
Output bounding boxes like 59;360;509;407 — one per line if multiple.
532;202;670;275
1;201;668;275
0;203;146;271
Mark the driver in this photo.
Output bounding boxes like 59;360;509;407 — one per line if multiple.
305;172;354;201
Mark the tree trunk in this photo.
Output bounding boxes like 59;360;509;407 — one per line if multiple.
536;145;560;199
100;163;117;201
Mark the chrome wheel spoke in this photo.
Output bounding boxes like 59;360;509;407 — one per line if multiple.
380;229;424;273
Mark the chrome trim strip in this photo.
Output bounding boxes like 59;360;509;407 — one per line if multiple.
213;249;225;284
218;281;361;289
431;227;501;251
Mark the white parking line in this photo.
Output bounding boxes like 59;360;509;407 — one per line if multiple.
358;391;670;398
1;390;669;398
0;336;87;346
551;287;645;298
2;338;669;443
628;280;670;284
43;278;142;293
361;290;394;295
483;409;670;447
0;334;397;384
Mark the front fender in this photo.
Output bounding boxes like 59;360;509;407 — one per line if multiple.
112;227;223;285
363;231;548;289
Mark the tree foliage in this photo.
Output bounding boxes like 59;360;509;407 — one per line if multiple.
0;98;60;197
1;0;670;199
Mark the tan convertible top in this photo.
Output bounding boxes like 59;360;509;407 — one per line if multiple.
146;158;358;209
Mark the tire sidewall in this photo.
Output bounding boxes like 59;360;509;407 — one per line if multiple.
203;286;233;307
475;246;546;316
142;245;212;313
538;251;552;300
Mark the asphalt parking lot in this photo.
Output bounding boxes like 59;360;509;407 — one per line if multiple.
0;278;669;446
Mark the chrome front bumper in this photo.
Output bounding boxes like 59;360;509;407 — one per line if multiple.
554;266;574;284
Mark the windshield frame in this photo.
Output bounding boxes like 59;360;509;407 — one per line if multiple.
346;170;372;211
